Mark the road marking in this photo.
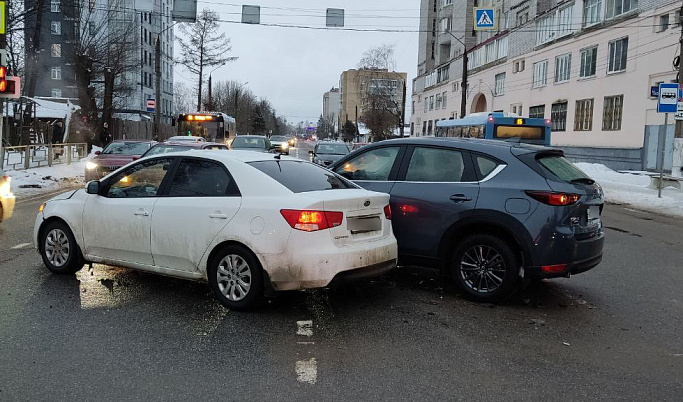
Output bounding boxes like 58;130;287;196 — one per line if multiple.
296;320;313;336
295;358;317;384
10;243;32;249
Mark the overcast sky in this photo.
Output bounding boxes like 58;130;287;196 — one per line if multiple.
174;0;420;125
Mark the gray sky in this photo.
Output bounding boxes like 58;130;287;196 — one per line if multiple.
174;0;420;125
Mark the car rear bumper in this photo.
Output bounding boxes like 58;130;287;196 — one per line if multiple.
526;230;605;279
258;235;398;291
0;194;16;222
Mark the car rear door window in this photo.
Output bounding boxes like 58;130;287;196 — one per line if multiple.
168;158;238;197
333;146;400;181
107;158;174;198
405;147;467;182
249;160;356;193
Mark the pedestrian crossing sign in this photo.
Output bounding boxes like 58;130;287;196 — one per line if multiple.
474;8;496;31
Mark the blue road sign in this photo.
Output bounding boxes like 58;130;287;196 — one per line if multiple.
474;8;496;30
650;86;659;98
658;83;678;113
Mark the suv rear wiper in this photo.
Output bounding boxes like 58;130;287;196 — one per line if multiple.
570;177;595;185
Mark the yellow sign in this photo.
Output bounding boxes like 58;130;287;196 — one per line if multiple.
515;118;524;125
0;2;5;35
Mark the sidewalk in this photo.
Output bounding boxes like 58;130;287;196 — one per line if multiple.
576;163;683;218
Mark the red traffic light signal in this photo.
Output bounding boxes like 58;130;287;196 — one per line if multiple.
0;75;19;98
0;66;6;78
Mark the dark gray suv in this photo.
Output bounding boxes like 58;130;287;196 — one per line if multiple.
329;137;605;302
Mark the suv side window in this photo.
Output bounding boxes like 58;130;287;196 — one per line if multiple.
475;155;499;178
106;158;174;198
168;158;239;197
333;146;400;181
405;147;467;182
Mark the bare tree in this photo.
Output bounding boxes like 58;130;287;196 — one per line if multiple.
358;44;396;71
173;82;195;116
176;9;237;111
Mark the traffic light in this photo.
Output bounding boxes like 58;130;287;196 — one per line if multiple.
0;64;19;98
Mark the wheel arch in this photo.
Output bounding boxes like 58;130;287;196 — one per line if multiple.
38;216;76;251
205;240;276;297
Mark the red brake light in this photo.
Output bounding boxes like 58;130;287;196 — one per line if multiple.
526;191;580;206
384;204;392;220
280;209;343;231
487;115;494;122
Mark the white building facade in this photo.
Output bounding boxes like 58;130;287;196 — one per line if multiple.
323;88;341;132
411;0;681;169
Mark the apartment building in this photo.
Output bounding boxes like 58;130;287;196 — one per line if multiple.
322;88;341;131
411;0;681;169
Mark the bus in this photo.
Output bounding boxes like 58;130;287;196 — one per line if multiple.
435;112;551;146
176;112;237;144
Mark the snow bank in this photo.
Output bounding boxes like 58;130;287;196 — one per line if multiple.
575;163;683;218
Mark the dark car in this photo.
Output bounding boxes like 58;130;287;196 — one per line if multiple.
329;137;605;302
85;140;155;181
141;141;228;158
230;135;272;152
309;142;350;167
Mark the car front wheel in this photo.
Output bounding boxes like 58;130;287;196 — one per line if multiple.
450;234;519;303
40;221;84;274
208;244;264;311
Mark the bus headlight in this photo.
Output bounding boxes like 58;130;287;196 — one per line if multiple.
86;162;98;170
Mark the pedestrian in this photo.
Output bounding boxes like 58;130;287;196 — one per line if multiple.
51;121;64;144
100;122;112;147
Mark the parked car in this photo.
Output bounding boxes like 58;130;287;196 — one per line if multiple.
0;169;15;223
309;142;350;167
230;135;273;152
84;140;155;182
329;137;605;302
141;141;228;157
35;151;397;310
269;135;290;154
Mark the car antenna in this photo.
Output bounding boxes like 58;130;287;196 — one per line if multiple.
274;152;281;160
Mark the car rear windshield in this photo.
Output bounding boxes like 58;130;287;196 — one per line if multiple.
102;142;151;155
270;136;287;141
537;155;591;182
146;145;193;156
316;143;349;155
232;137;265;149
248;160;357;193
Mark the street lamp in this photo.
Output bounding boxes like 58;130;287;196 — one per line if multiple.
207;63;226;112
445;30;468;119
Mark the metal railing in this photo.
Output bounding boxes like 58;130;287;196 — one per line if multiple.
0;143;89;171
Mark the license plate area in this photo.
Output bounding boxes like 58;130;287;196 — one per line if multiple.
347;215;381;234
587;205;601;222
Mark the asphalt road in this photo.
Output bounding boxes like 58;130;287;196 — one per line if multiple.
1;145;682;400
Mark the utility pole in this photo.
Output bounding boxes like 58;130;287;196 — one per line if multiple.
154;35;161;140
673;5;683;178
446;30;468;119
207;74;212;111
23;0;45;145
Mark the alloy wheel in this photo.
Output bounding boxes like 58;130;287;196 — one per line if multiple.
216;254;252;301
459;245;507;294
45;228;70;268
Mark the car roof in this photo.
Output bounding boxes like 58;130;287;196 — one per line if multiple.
365;137;551;154
110;139;155;143
155;141;202;147
234;135;267;139
153;150;296;164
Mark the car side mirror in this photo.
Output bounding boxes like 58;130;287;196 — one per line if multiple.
94;151;101;155
308;150;314;155
86;181;100;195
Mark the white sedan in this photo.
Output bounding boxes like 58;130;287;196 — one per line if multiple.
34;151;397;310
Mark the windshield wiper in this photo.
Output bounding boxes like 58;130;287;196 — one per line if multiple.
570;177;595;185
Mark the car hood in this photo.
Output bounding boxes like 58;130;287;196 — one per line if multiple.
90;154;139;166
48;189;78;202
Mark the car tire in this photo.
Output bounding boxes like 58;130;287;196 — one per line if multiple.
208;244;264;311
450;234;519;303
40;220;85;274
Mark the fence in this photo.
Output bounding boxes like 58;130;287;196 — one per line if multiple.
110;119;174;141
0;143;89;171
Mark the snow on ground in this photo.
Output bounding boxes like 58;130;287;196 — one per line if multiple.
5;147;102;198
576;163;683;218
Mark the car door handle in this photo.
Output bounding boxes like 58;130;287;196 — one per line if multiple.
450;194;472;202
209;213;228;219
134;209;149;216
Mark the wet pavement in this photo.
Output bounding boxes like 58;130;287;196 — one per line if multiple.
1;145;682;400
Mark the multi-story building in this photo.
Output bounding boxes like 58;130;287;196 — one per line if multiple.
322;87;341;132
23;0;174;124
411;0;682;169
339;68;408;131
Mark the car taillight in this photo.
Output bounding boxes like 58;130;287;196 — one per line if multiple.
526;191;580;206
3;175;10;182
280;209;343;232
384;204;392;220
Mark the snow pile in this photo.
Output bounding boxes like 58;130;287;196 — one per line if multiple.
576;163;683;218
4;147;101;198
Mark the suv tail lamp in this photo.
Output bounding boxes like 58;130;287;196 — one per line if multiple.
280;209;343;232
526;191;580;206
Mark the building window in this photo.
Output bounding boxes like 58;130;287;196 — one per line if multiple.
658;13;670;31
51;21;61;35
536;13;555;45
485;42;496;63
551;102;568;131
452;81;459;92
51;44;62;58
608;37;628;73
497;36;508;59
51;67;62;80
529;105;545;119
436;93;442;109
574;99;594;131
52;88;62;98
429;96;434;111
675;9;681;27
51;0;60;12
605;0;636;20
443;0;453;5
442;91;447;109
580;46;598;78
494;72;505;95
532;60;548;88
427;120;433;135
513;59;525;73
517;9;529;26
511;103;523;115
555;53;571;83
422;121;427;135
583;0;602;26
603;95;623;130
425;97;429;113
